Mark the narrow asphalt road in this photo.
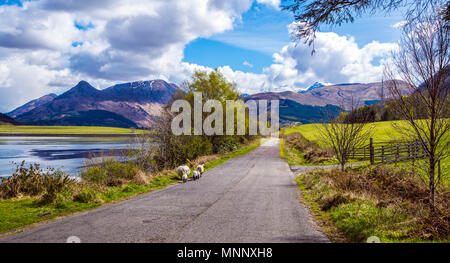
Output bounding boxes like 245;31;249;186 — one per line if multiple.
1;138;329;243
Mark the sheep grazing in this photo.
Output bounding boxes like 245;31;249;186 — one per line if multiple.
196;164;205;177
192;170;200;181
177;165;190;183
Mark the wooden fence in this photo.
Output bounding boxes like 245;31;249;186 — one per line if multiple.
349;138;427;165
350;139;444;182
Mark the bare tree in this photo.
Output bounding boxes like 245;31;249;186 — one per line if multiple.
283;0;447;51
320;99;373;172
383;10;449;208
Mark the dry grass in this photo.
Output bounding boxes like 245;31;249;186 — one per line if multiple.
192;155;220;166
284;132;334;164
300;165;450;242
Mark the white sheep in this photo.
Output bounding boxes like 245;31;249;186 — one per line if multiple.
196;164;205;177
177;165;190;183
192;170;200;181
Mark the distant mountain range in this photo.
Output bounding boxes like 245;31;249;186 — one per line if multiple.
0;113;20;125
4;79;411;128
246;80;411;126
8;80;179;128
298;82;332;94
8;93;58;119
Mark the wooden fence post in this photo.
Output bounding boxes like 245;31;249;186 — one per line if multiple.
370;138;374;165
396;144;399;165
408;143;411;159
381;146;385;163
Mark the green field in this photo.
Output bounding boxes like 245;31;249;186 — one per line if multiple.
0;125;145;134
282;120;449;173
282;120;406;146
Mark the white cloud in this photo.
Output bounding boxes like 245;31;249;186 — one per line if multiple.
0;4;80;50
243;61;253;68
256;0;280;9
218;66;267;94
0;0;260;111
0;52;77;111
262;31;398;91
0;1;397;113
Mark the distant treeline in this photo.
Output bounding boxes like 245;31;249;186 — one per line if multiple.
343;102;399;123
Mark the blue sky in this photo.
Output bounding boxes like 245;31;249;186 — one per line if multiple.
0;0;24;6
0;0;410;111
184;3;292;73
183;2;405;74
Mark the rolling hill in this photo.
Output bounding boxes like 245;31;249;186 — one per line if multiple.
21;110;139;128
246;80;411;126
0;113;20;125
7;93;57;119
298;82;332;94
8;79;413;128
249;80;410;108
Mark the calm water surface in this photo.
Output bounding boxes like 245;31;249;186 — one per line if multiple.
0;137;133;177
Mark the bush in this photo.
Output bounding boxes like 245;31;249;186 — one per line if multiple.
80;159;140;186
154;135;213;169
79;165;106;184
39;168;74;204
0;162;44;198
128;135;157;172
212;136;241;153
0;161;73;201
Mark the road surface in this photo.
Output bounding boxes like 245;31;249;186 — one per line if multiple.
1;138;329;243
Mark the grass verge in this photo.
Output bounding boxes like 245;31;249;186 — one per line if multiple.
280;132;362;166
295;165;450;243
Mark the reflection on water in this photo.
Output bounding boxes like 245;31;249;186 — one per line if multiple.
0;137;133;177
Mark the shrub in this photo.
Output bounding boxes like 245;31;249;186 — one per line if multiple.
0;161;73;200
212;136;241;153
79;165;106;184
80;159;140;186
185;136;214;159
154;135;213;169
39;168;75;204
0;162;44;198
128;135;158;172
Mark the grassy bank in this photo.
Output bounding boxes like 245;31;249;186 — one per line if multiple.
0;139;261;235
296;165;449;243
282;121;449;168
0;125;145;134
283;122;449;242
280;132;360;166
